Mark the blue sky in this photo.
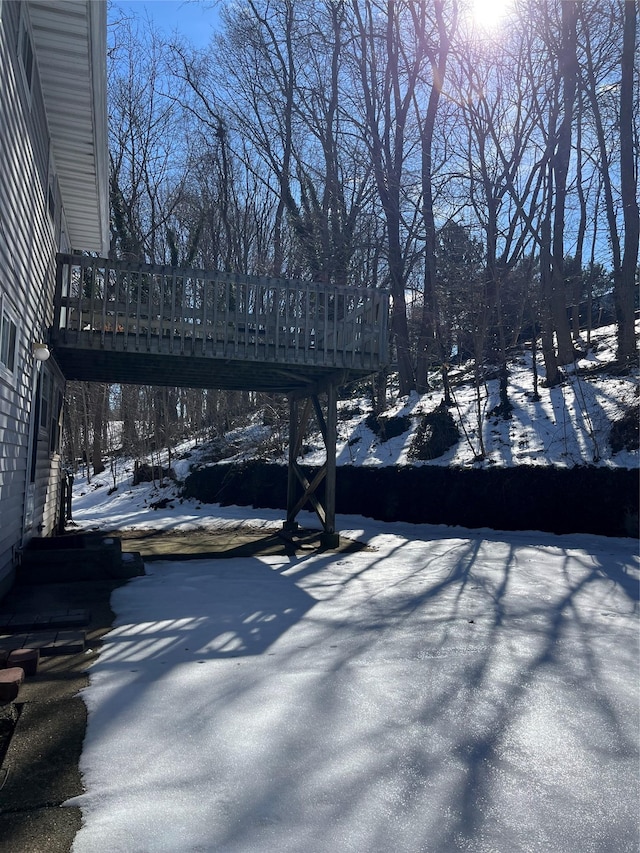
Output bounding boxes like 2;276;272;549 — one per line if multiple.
110;0;219;47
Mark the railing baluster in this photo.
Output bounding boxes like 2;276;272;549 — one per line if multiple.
83;258;89;335
351;292;356;366
169;269;176;352
303;286;309;362
211;273;218;352
274;283;280;353
122;267;129;346
71;257;78;333
179;267;186;354
180;267;186;354
69;259;74;334
99;259;106;347
157;271;163;348
242;277;249;355
253;280;259;354
200;273;207;353
146;266;153;349
226;273;231;355
135;267;142;349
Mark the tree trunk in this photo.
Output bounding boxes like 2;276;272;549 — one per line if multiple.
615;0;639;363
550;0;579;365
91;384;107;476
416;0;452;393
121;385;139;453
540;173;561;386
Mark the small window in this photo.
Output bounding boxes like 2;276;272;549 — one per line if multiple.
40;369;51;430
50;388;64;453
0;294;18;377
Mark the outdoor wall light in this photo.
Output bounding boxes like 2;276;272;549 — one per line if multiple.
33;342;50;361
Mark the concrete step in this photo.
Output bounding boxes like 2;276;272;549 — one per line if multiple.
0;609;90;633
7;648;39;676
0;667;25;702
18;535;145;584
0;630;85;657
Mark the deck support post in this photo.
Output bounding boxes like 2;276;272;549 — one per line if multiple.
284;382;340;548
323;382;338;546
284;395;301;534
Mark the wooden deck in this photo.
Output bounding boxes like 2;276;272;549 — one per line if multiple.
51;254;389;392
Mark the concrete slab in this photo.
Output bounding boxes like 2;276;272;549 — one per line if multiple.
0;807;82;853
117;526;367;561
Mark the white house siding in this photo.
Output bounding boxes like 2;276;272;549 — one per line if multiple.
0;2;69;597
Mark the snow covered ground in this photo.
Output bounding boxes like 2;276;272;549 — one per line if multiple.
67;492;639;853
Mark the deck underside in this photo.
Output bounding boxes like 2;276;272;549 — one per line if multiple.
52;337;371;393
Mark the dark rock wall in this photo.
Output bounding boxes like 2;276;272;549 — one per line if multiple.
184;462;639;538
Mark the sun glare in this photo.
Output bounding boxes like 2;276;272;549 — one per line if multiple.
470;0;510;31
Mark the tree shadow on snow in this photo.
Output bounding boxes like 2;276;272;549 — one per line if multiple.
78;530;639;853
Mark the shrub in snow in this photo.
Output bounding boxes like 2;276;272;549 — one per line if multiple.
365;412;412;442
132;462;175;485
408;406;460;460
609;405;639;453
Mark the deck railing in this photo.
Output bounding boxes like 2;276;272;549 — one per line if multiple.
53;254;389;371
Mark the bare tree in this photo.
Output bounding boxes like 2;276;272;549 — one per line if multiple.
546;1;580;365
413;0;457;396
580;0;638;365
349;0;431;395
108;13;187;263
616;0;639;364
447;12;549;394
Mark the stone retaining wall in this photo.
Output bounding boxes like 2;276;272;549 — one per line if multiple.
184;462;639;538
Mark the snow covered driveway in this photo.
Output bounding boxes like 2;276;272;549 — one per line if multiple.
69;519;639;853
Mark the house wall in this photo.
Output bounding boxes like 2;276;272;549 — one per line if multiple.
0;2;70;597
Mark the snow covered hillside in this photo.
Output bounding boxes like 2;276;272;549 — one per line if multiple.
189;321;639;473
